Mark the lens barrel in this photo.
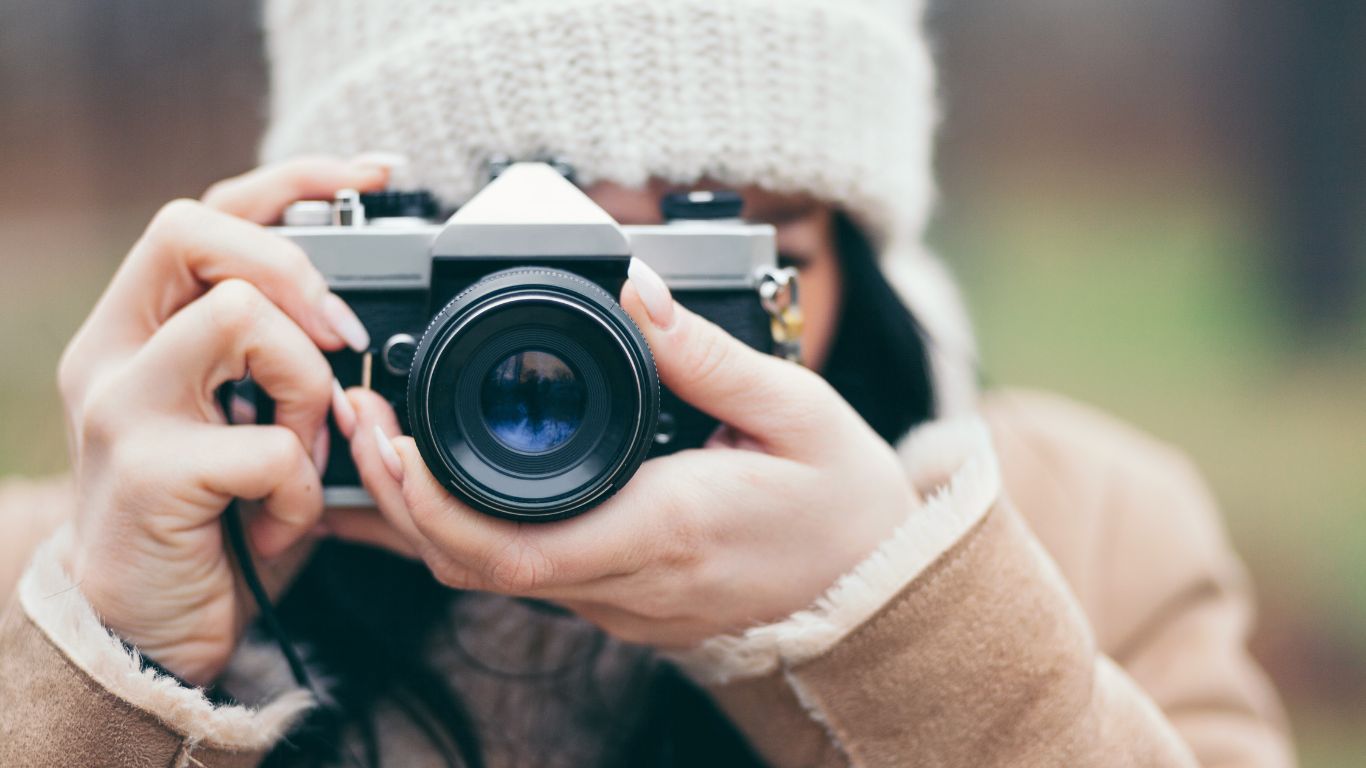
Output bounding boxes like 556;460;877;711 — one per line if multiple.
408;268;658;521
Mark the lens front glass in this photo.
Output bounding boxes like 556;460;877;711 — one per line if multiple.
479;349;585;453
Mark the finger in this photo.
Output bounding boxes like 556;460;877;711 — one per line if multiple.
323;507;418;558
349;388;402;443
133;279;333;465
555;599;706;649
347;388;424;546
331;378;358;439
349;409;480;587
95;197;368;355
390;436;651;594
388;435;790;597
620;259;838;456
237;500;322;599
183;423;324;558
201;154;401;224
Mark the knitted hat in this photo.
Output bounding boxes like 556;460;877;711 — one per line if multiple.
261;0;977;416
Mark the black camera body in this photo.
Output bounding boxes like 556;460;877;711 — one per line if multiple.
266;162;792;521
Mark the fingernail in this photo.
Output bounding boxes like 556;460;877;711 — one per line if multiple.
351;151;409;172
332;378;357;438
322;293;370;352
374;425;404;483
312;428;330;474
628;257;675;329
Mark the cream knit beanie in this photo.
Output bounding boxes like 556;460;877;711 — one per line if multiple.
261;0;977;415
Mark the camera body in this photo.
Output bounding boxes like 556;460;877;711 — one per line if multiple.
268;162;787;520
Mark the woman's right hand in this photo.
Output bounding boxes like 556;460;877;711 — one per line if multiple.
55;156;392;685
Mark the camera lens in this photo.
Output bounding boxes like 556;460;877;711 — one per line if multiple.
480;350;586;453
408;268;658;521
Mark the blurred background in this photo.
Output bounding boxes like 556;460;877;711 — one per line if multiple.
1;1;1362;763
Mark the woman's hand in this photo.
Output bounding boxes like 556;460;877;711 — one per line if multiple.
57;157;391;684
340;259;921;648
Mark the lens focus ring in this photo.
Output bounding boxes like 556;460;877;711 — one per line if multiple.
407;268;658;521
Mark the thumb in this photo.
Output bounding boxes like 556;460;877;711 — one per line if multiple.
621;257;829;454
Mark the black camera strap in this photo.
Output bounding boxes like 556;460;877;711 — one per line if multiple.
217;383;315;693
221;499;314;691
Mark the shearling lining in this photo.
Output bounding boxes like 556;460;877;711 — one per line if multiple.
17;529;314;752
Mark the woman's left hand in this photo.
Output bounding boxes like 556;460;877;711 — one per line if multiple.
333;259;919;648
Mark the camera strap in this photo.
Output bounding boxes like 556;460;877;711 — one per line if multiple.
217;384;315;694
221;499;314;691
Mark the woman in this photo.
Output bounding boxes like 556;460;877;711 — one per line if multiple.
0;1;1294;766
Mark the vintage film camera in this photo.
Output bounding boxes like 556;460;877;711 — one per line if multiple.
268;161;799;521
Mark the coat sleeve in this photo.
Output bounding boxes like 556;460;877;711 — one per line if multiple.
0;530;311;768
671;407;1294;767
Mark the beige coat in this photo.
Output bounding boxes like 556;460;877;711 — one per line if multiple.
0;389;1294;767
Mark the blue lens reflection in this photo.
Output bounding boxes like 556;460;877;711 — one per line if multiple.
480;349;585;453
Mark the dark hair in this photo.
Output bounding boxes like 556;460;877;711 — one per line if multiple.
821;212;936;443
263;212;935;767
